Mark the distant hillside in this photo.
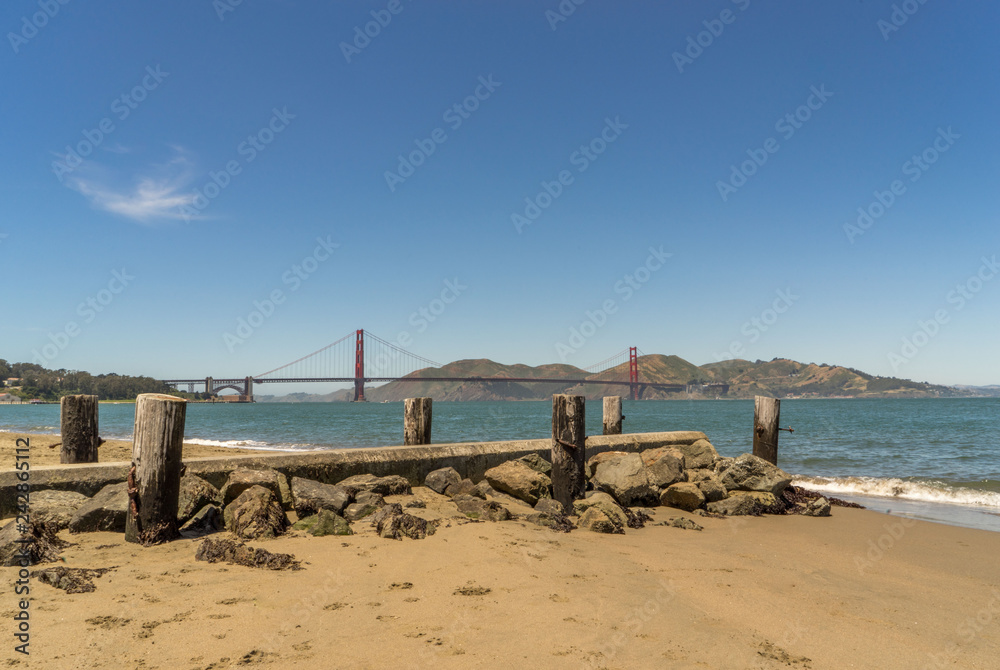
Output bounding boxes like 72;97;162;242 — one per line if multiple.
258;355;967;402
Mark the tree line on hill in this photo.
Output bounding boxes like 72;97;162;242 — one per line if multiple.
0;360;178;402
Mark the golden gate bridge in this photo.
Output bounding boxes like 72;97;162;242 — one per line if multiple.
161;329;728;402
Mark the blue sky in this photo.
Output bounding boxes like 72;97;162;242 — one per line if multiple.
1;0;998;393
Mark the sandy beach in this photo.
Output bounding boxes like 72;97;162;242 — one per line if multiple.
0;432;287;467
4;476;1000;669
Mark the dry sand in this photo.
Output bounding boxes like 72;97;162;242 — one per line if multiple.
3;483;1000;669
0;432;286;466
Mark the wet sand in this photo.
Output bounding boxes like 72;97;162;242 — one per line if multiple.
3;487;999;669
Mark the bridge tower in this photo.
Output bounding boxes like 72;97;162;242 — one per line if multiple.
353;329;366;402
628;347;640;400
205;376;213;396
244;376;254;403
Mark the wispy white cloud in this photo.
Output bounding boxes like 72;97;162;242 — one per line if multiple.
66;147;204;223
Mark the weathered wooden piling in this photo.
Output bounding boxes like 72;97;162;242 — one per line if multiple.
404;397;432;446
125;393;187;545
60;394;100;464
602;396;623;435
551;394;586;515
753;395;781;465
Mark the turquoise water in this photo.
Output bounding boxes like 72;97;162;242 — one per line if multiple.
4;398;999;530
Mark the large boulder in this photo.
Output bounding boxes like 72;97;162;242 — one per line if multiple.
224;485;288;540
718;454;793;496
371;504;436;540
577;507;623;534
69;483;128;533
293;509;353;536
660;483;705;512
585;451;626;478
705;495;760;516
517;454;552;476
485;461;551;506
588;452;658;507
675;439;720;470
802;497;831;517
343;491;384;521
424;467;461;495
28;489;89;530
220;468;289;508
335;474;411;496
641;448;685;488
178;474;221;525
291;477;351;518
453;495;512;522
573;491;629;527
697;479;728;503
444;478;476;498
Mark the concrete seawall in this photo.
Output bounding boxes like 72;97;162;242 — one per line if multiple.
1;431;707;518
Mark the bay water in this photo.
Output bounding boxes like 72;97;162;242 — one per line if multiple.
4;398;998;531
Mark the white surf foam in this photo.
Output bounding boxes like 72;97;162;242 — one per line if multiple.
792;475;1000;509
183;437;319;452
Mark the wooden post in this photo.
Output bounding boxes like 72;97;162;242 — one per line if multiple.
404;397;432;445
125;393;187;545
602;396;623;435
60;394;99;464
753;395;780;466
551;394;586;515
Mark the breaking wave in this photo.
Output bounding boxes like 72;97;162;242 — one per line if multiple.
792;475;1000;509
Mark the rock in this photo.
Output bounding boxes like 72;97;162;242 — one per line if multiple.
485;461;551;506
371;503;436;540
675;439;720;470
220;468;287;508
728;490;779;507
290;477;352;518
585;451;626;478
404;499;426;509
354;490;385;508
641;447;686;487
453;495;512;522
26;490;89;531
705;495;761;516
179;504;224;537
178;474;221;525
517;453;552;476
802;497;832;517
577;507;623;534
0;516;68;566
574;492;629;527
713;456;735;474
718;454;793;496
223;486;288;540
293;509;353;536
424;467;461;495
525;512;575;532
344;501;380;521
685;468;716;484
336;474;411;496
660;483;706;512
665;517;703;531
31;566;114;593
588;452;658;507
195;538;300;570
444;478;476;498
470;480;494;500
69;483;128;533
534;498;566;516
697;480;728;503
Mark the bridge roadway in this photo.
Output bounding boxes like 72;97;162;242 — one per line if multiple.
162;376;729;392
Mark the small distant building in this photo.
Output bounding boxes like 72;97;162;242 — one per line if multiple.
4;378;21;387
0;393;21;404
28;398;45;404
